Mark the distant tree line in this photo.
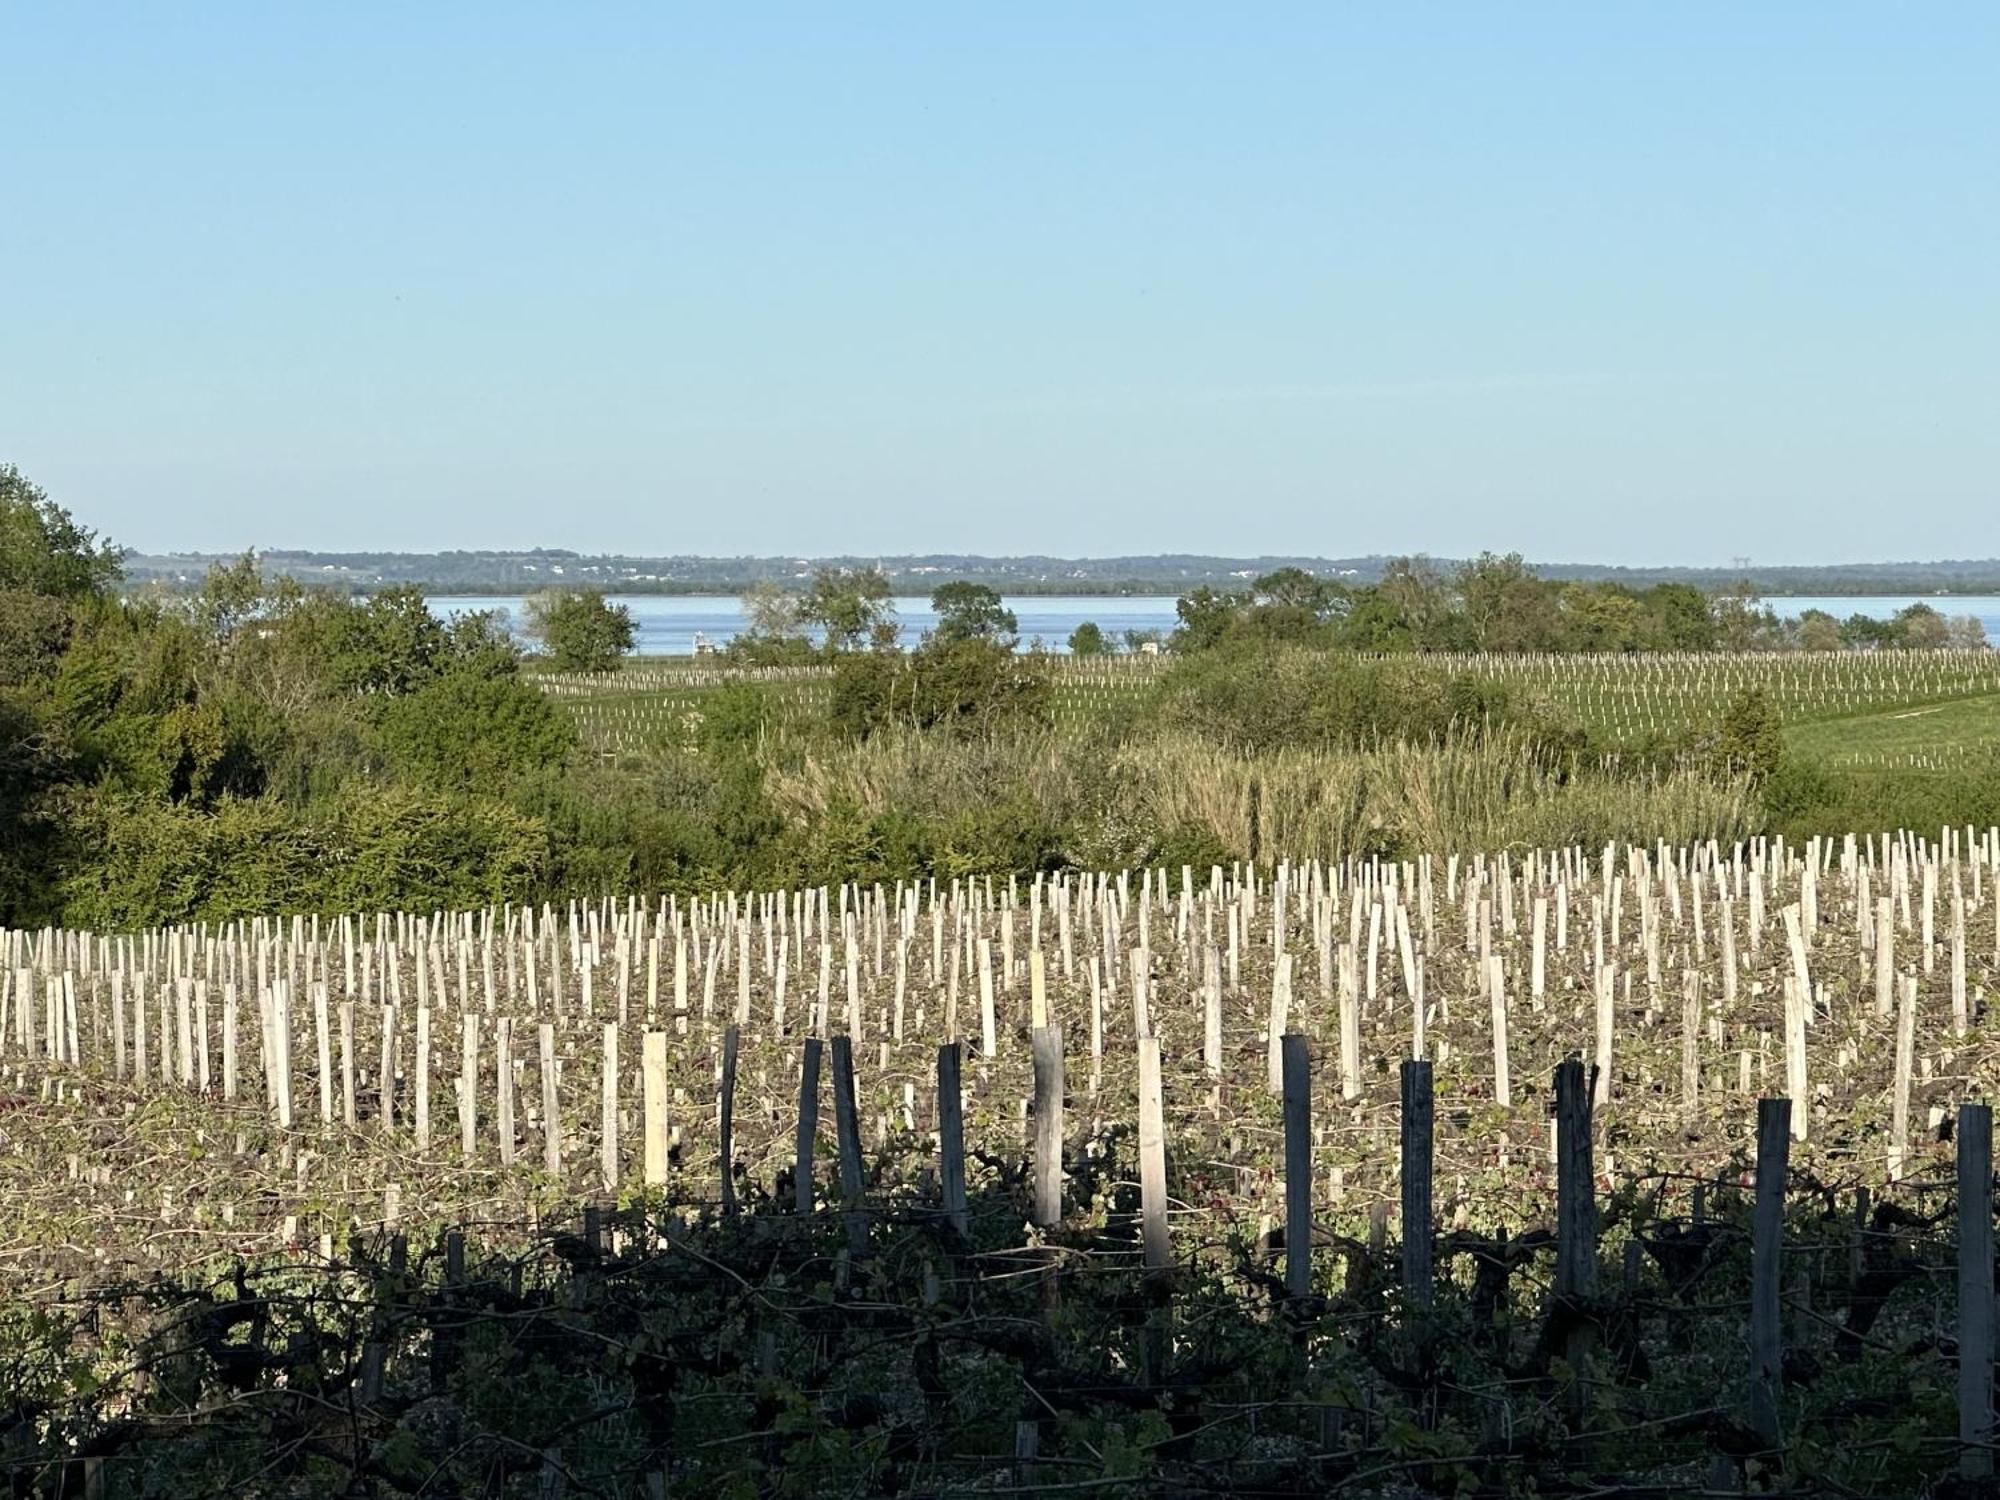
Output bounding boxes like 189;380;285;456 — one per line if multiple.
724;555;1985;669
1158;555;1988;656
117;546;2000;601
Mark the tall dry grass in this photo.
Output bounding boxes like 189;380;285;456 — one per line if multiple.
761;724;1758;868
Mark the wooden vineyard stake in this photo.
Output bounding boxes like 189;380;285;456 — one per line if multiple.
1400;1058;1433;1306
830;1034;868;1256
1280;1032;1311;1298
795;1037;823;1213
1960;1102;1994;1478
719;1024;740;1216
1031;1024;1064;1227
1555;1058;1595;1300
938;1041;968;1235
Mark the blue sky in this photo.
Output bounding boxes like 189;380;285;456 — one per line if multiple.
3;5;1995;561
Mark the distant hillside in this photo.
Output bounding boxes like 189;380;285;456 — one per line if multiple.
116;549;2000;598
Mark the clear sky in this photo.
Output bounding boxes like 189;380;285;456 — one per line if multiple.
3;5;1995;562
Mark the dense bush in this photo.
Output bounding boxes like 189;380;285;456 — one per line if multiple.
1153;643;1562;755
830;637;1052;739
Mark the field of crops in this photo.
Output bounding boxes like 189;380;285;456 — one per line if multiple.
536;650;2000;772
8;828;2000;1492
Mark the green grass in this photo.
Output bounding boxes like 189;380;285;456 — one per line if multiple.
1784;688;2000;769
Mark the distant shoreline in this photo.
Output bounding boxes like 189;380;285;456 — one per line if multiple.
125;578;2000;601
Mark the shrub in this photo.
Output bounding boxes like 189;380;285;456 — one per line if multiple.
524;588;637;673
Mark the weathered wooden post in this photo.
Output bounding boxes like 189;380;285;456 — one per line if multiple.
1281;1032;1312;1297
830;1034;868;1256
794;1037;823;1214
1555;1059;1596;1301
1400;1058;1433;1306
937;1041;969;1235
1031;1024;1064;1227
1959;1102;1994;1478
719;1024;740;1216
1750;1096;1790;1451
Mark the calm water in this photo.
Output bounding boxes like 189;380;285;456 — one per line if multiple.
427;593;1184;656
424;592;2000;656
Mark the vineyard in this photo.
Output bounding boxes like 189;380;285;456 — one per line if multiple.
536;650;2000;773
8;828;2000;1493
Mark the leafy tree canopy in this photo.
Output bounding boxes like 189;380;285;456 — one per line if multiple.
0;464;122;599
524;587;637;673
929;581;1017;645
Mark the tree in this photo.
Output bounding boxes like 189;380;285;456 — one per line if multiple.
1794;609;1844;653
193;552;265;640
0;464;122;599
929;581;1017;645
1170;586;1249;652
727;580;815;663
1372;556;1464;650
1715;688;1784;782
1711;581;1779;652
1067;621;1110;656
325;585;452;695
799;567;894;653
741;579;802;639
523;588;637;673
1456;552;1561;652
1888;602;1950;650
1639;583;1719;652
1948;615;1989;650
1557;583;1644;652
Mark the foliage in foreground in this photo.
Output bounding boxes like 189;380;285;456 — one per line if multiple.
1;462;1995;929
2;1152;1980;1498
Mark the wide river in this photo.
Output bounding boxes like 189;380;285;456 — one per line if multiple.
425;592;2000;657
